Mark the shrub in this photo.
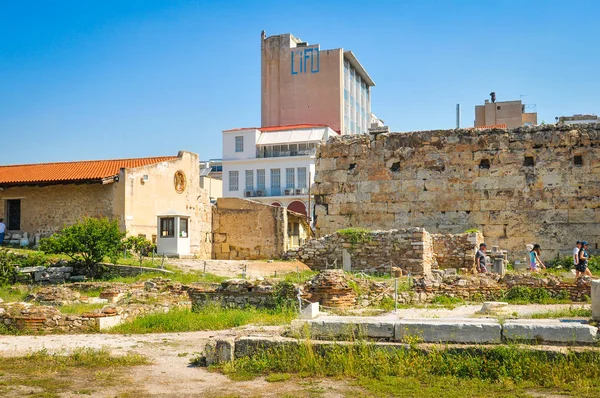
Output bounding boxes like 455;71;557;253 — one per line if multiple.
122;236;156;266
337;228;372;245
40;218;125;271
272;281;298;309
0;248;18;286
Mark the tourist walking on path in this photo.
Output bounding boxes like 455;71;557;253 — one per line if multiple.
573;241;582;269
476;243;488;273
529;244;546;273
0;218;5;245
576;241;593;278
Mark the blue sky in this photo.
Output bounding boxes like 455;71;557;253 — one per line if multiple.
1;0;599;165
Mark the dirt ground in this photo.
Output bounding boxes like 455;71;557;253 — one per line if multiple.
0;303;592;397
169;258;311;279
0;326;360;397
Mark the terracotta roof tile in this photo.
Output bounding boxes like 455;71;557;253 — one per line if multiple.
0;156;178;185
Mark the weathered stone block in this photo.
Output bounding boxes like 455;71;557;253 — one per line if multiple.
395;319;502;344
592;280;600;321
503;320;597;344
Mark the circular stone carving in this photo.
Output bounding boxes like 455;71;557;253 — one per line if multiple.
174;170;186;194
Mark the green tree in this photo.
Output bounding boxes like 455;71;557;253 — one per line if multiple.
123;235;156;266
40;217;125;269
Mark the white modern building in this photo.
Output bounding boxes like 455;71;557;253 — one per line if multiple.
221;124;337;218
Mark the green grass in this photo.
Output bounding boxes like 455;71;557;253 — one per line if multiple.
108;305;297;334
526;306;592;319
217;342;600;397
0;285;30;302
59;303;106;315
503;286;571;304
0;348;149;397
430;294;466;308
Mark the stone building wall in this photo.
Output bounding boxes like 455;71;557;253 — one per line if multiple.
432;232;483;269
312;124;600;260
284;228;433;275
0;183;116;236
212;198;287;260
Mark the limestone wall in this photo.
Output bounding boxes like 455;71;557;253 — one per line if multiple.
312;124;600;260
284;228;433;275
0;183;116;236
121;150;212;258
212;198;287;260
432;232;483;269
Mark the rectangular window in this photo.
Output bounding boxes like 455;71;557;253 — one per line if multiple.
235;136;244;152
297;167;307;188
160;217;175;238
245;170;254;190
286;168;295;189
229;171;239;191
271;169;281;195
179;218;188;238
257;169;265;189
6;199;21;230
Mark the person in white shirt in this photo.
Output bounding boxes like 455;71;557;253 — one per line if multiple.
573;241;582;269
0;218;5;245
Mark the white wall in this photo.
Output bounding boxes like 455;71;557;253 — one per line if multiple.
222;129;260;160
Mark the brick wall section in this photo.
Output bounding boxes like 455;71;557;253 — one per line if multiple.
212;198;286;260
431;232;483;269
312;124;600;260
187;280;280;309
284;228;433;275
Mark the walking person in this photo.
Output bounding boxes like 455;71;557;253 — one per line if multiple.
529;244;546;273
0;218;5;245
573;240;582;270
577;241;593;278
476;243;488;273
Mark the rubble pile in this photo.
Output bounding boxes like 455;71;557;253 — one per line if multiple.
303;270;357;309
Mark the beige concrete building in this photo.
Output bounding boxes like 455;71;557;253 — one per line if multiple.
0;151;212;257
475;96;537;129
261;31;375;135
558;114;599;125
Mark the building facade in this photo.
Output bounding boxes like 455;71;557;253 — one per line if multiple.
261;32;375;135
475;98;537;129
0;151;212;257
221;124;337;218
558;114;599;125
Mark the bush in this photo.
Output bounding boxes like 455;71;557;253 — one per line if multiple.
122;236;156;266
0;249;18;286
337;228;372;245
40;218;125;271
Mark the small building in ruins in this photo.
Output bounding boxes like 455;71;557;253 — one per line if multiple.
0;151;212;257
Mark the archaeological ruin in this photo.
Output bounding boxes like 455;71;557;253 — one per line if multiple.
312;124;600;261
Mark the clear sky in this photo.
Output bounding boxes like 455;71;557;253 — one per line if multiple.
2;0;599;165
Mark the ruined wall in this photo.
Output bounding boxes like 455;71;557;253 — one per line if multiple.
0;183;116;236
313;125;600;260
432;232;483;270
285;228;433;275
212;198;287;260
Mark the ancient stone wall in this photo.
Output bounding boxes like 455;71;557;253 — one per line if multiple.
312;124;600;260
284;228;433;275
0;183;116;237
212;198;287;260
432;232;483;269
187;279;289;310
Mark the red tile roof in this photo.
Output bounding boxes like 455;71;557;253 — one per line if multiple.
223;124;330;133
0;156;178;186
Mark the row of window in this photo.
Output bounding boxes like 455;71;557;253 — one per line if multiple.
229;167;308;191
256;142;318;158
159;217;188;238
343;59;369;135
